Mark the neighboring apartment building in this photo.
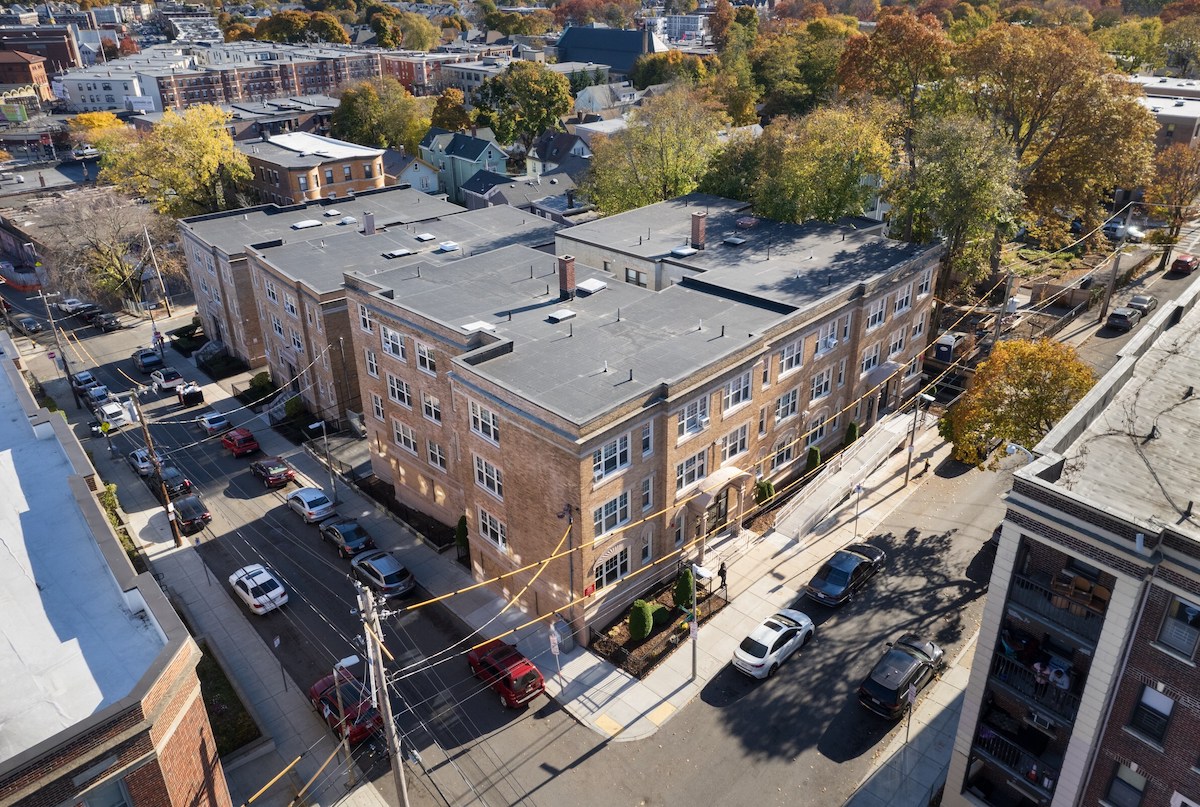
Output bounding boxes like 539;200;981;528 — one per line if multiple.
0;334;231;807
1137;96;1200;150
0;24;83;70
945;282;1200;807
0;50;52;101
133;95;338;140
418;126;508;204
244;204;558;427
342;193;939;643
238;132;387;206
178;185;463;373
380;50;471;94
441;57;609;100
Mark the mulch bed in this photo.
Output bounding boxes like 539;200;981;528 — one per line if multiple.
354;474;456;550
195;640;262;758
591;577;729;679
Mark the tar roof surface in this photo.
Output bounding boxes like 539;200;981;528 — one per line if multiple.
0;366;164;765
255;205;560;293
181;186;464;255
1047;294;1200;544
354;244;784;425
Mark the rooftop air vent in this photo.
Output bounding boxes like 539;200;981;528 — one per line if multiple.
383;248;413;259
415;232;436;242
461;320;496;333
577;278;608;294
672;246;698;258
548;308;577;323
439;241;460;252
323;208;341;217
736;217;759;230
291;219;322;230
339;216;357;226
723;236;747;246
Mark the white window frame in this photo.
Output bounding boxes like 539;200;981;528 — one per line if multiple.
772;438;794;470
470;401;500;443
917;268;933;296
722;371;752;412
593;491;631;537
284;295;298;317
265;279;278;302
478;507;507;551
861;343;880;374
893;283;912;314
841;313;853;340
810;368;832;401
271;314;283;337
779;338;803;376
290;328;303;353
640;421;653;456
721;423;748;461
806;414;827;446
592;433;630;481
392;419;417;454
815;321;838;356
422;392;442;423
416;341;436;374
386;373;411;407
594;547;629;589
641;477;653;511
676;396;709;438
867;299;885;330
364;349;378;378
912;311;926;339
358;303;374;333
381;326;406;361
428;441;447;470
776;388;798;422
474;455;503;499
675;450;707;491
888;328;906;357
371;393;384;421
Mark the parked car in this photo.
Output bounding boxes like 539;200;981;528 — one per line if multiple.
150;367;184;390
127;447;165;476
151;465;192;501
15;316;42;335
228;564;288;615
1106;307;1142;332
84;385;113;411
467;639;545;708
132;348;163;373
57;297;87;315
93;312;121;332
732;609;815;679
250;456;295;488
351;550;416;598
857;634;945;719
1171;254;1199;275
221;427;259;456
70;370;100;393
805;543;886;607
198;411;230;436
319;517;377;558
308;673;382;744
173;494;212;534
286;487;335;523
1102;221;1146;243
1127;294;1158;316
97;400;130;429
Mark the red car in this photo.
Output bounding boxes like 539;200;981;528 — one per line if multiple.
221;427;260;457
467;639;545;708
308;673;383;744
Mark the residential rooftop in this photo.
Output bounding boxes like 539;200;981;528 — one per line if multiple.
0;337;165;765
237;132;384;169
1031;281;1200;546
180;185;463;256
352;244;785;426
252;204;560;294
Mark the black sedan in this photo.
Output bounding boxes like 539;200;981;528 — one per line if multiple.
173;494;211;535
318;518;376;558
250;457;295;488
805;543;886;606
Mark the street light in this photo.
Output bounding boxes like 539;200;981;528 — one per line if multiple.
903;393;937;487
308;419;339;504
1006;443;1035;463
852;483;865;540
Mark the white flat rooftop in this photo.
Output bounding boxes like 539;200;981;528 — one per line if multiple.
0;362;164;765
265;131;383;160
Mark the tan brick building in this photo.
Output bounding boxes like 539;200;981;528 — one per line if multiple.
239;132;387;206
945;283;1200;807
342;194;941;642
0;334;230;807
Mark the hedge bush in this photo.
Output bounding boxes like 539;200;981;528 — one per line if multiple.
674;567;694;611
629;599;654;641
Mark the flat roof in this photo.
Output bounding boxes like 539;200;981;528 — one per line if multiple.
238;132;383;169
1137;95;1200;120
180;185;464;256
560;194;929;311
254;204;560;294
0;349;165;765
1035;287;1200;544
353;244;785;425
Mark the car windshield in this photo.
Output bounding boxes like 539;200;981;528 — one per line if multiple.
814;564;851;588
381;567;411;585
249;577;280;597
739;637;768;658
770;614;802;629
339;524;366;542
307;495;330;507
266;462;288;474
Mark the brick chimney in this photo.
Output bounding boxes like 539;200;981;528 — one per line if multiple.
558;255;576;300
691;211;707;250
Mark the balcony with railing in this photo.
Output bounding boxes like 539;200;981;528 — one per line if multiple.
1008;573;1105;642
988;653;1081;724
972;727;1060;802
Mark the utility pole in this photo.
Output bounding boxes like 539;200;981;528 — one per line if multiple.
359;584;411;807
993;272;1013;345
133;394;182;547
34;290;81;410
143;225;172;317
1098;205;1134;324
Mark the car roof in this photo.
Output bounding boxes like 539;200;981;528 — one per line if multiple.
1112;307;1136;316
1130;294;1154;302
828;549;867;572
356;550;404;573
176;495;205;513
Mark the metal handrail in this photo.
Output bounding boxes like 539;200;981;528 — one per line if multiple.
974;729;1059;796
989;653;1081;723
1009;574;1103;641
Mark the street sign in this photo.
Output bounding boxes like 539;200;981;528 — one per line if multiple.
690;620;698;640
906;684;918;705
549;631;559;657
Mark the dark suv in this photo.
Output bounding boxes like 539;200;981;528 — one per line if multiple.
318;517;376;558
151;465;193;502
858;634;944;719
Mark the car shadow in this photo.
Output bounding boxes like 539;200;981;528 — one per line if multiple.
700;664;761;707
817;698;896;763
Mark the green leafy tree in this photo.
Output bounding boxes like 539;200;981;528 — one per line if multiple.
944;339;1095;467
698;131;762;201
331;78;433;153
674;566;695;611
254;10;312;41
331;81;385;146
431;87;472;131
224;22;256;41
1090;17;1164;72
1162;14;1200;74
751;18;856;119
99;105;251;218
475;61;571;152
628;599;654;641
629;50;709;89
1145;142;1200;239
582;85;730;214
710;0;736;50
751;103;894;224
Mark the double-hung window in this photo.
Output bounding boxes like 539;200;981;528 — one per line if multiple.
428;441;447;470
806;414;826;446
640;422;653;456
594;548;629;589
893;283;912;314
422;393;441;423
776;389;798;422
1129;685;1173;744
478;508;507;550
265;279;278;302
370;393;384;421
867;299;885;330
381;326;405;360
364;349;378;378
416;342;436;374
358;303;373;333
677;396;709;437
470;401;500;443
1158;595;1200;657
592;434;630;481
474;456;503;498
811;368;832;401
722;371;752;411
284;295;298;317
675;450;707;491
912;311;927;339
779;339;803;376
917;268;933;297
593;491;630;536
721;424;748;461
861;344;880;374
888;329;906;357
386;374;411;407
271;314;283;337
393;420;417;453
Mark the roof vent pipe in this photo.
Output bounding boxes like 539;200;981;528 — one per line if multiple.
1136;533;1146;554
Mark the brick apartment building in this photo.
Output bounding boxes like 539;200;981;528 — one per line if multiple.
0;24;83;70
178;186;464;373
244;204;558;428
0;334;230;807
341;194;940;642
238;132;387;206
945;282;1200;807
0;51;52;101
